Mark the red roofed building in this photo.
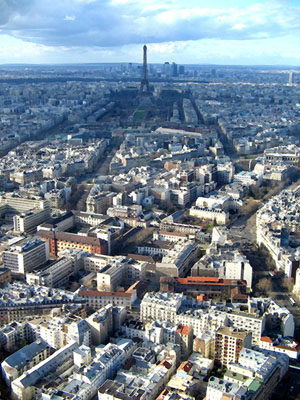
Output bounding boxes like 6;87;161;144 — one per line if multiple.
176;324;193;360
259;335;300;360
78;286;137;310
37;229;108;257
160;276;247;300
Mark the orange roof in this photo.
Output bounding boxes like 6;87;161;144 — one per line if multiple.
176;325;189;335
175;277;245;286
260;336;273;343
126;281;140;293
78;290;132;298
178;361;188;370
127;253;155;263
159;231;187;237
156;390;169;400
276;345;297;352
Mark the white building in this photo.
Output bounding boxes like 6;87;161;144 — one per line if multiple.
2;237;49;275
11;341;79;400
141;292;184;323
1;340;51;386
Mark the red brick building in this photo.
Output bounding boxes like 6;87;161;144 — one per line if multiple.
37;230;108;257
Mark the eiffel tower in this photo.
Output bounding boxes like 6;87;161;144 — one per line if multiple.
140;45;150;93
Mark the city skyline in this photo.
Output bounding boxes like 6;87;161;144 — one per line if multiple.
0;0;300;65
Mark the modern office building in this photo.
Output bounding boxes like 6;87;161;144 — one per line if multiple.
2;237;49;275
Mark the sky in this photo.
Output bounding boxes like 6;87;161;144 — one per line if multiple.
0;0;300;65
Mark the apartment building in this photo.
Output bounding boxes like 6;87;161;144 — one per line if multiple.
43;340;135;400
97;257;146;291
11;341;79;400
0;322;35;353
206;376;250;400
86;190;116;214
264;144;300;165
192;239;253;289
98;346;177;400
226;311;266;345
140;292;290;347
214;327;252;367
222;348;289;400
156;241;197;277
153;230;189;242
258;335;300;360
159;221;203;236
73;210;107;226
1;340;52;385
0;268;11;287
0;194;50;214
141;292;184;323
77;287;137;310
86;305;126;346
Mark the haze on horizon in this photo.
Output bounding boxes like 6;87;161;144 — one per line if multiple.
0;0;300;66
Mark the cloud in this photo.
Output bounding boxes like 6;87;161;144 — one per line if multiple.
64;16;76;21
0;0;300;51
0;0;32;24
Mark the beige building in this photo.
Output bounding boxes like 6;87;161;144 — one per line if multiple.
86;191;116;214
0;195;50;214
214;327;252;367
0;268;11;287
189;206;229;225
78;287;137;310
86;305;126;346
156;241;197;278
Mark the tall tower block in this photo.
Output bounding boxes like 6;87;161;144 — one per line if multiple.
140;45;150;93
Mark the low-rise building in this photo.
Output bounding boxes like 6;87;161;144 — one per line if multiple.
189;206;229;225
160;276;247;300
77;286;137;310
258;335;300;360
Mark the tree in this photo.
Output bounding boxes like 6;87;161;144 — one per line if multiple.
18;338;28;350
282;277;294;293
70;282;80;292
166;202;176;215
241;199;259;217
256;278;273;294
